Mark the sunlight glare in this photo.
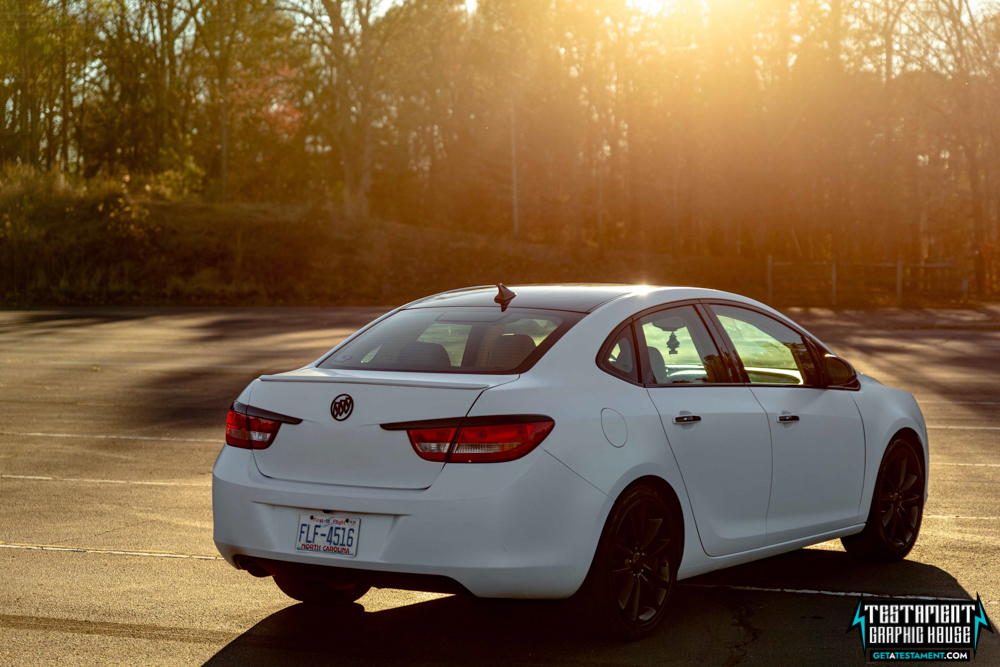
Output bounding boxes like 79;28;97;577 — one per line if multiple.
629;0;666;13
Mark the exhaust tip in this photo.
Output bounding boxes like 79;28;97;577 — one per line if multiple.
234;555;272;578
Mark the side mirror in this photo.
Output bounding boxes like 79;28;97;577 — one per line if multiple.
824;354;858;388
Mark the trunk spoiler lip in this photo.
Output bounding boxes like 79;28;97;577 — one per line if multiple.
258;369;515;391
380;414;554;431
231;401;303;425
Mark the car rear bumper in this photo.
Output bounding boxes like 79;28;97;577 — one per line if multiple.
212;446;610;599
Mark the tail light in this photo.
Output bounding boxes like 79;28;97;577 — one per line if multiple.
225;402;300;450
226;409;281;449
407;427;457;462
406;418;554;463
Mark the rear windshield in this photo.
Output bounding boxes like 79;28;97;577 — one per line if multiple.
318;307;582;374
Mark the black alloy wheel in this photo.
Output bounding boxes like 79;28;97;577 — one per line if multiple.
842;438;924;562
577;485;678;639
877;445;923;550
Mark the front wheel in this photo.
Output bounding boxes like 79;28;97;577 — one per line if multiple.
273;574;371;606
842;438;924;562
575;485;679;640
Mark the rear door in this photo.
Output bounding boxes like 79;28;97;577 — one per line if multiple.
638;304;774;556
249;369;515;489
704;303;866;543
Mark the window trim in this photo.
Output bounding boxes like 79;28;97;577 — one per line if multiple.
699;300;832;389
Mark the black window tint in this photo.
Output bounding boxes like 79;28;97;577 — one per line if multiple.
637;305;727;385
710;304;820;386
600;323;639;383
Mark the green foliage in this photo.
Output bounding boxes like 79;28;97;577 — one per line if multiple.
0;168;156;301
147;156;207;202
0;167;335;304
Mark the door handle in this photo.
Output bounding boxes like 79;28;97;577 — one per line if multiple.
777;415;800;423
673;415;702;424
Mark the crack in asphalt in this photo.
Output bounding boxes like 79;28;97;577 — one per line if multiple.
712;591;762;667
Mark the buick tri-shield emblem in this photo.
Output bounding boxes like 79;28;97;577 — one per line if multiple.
331;394;354;421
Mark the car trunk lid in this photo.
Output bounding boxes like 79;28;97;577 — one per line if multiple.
248;368;515;489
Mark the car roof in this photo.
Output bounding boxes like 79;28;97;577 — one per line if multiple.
403;284;828;350
407;284;795;321
407;284;641;313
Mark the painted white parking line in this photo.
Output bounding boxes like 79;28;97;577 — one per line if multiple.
0;359;254;370
934;462;1000;468
926;514;1000;520
0;543;224;560
681;583;995;604
920;401;1000;406
0;431;217;443
926;425;1000;431
1;474;210;487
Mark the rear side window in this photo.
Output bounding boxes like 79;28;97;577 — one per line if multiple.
599;323;639;383
319;307;580;374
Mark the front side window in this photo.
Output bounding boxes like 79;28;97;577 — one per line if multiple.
637;306;727;385
319;307;577;374
709;304;819;386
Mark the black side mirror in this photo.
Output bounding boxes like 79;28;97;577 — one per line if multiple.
824;354;858;388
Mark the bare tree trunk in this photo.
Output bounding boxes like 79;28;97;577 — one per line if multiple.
44;80;54;168
828;0;845;261
18;0;31;165
221;72;228;200
964;139;987;293
219;57;229;201
61;0;69;171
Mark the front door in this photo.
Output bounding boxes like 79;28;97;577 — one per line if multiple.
706;303;866;544
637;305;774;557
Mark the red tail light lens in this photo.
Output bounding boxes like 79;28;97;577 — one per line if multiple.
452;421;554;462
407;419;554;463
225;408;281;449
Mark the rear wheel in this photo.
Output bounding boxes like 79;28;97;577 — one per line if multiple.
273;575;371;606
576;485;679;640
842;438;924;562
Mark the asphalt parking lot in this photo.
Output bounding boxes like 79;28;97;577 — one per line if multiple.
2;305;999;665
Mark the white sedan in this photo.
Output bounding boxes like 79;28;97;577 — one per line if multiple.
213;285;927;638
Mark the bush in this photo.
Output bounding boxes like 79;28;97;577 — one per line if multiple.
0;167;337;305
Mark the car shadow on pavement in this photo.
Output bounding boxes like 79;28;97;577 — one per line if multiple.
202;586;738;667
202;548;974;666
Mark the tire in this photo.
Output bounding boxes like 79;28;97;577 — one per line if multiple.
842;438;924;562
273;574;371;606
574;485;680;640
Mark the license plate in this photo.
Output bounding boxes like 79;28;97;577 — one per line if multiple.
295;513;360;557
